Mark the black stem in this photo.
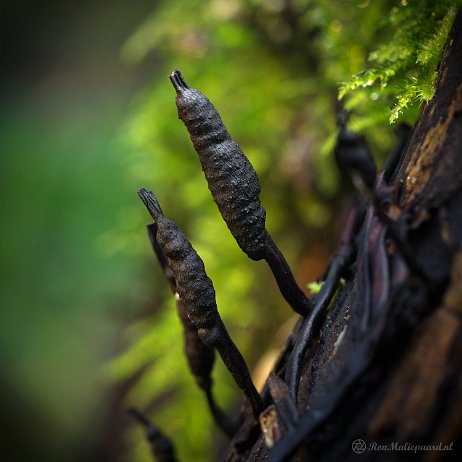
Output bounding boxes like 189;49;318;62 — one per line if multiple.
263;232;311;317
285;204;363;400
204;386;239;437
285;256;344;400
268;340;373;462
372;192;430;285
127;407;151;428
213;320;264;417
127;408;177;462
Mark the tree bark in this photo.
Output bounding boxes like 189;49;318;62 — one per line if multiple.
223;8;462;462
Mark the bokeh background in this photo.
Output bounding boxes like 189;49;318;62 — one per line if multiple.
1;1;455;461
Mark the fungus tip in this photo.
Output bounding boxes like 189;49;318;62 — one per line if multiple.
138;188;164;220
169;69;190;93
126;407;150;428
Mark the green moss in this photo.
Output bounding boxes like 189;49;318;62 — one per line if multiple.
340;0;460;123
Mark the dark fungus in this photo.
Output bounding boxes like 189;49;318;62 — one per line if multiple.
146;223;237;437
138;188;263;417
335;112;377;195
127;408;177;462
170;69;311;317
146;222;216;389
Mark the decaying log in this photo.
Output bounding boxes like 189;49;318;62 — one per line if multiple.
222;8;462;462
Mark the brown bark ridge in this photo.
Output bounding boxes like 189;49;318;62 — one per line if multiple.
222;8;462;462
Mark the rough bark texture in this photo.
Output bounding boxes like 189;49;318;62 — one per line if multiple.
223;9;462;462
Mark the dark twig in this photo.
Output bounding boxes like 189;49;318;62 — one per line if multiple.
268;339;374;462
285;205;363;400
267;372;298;431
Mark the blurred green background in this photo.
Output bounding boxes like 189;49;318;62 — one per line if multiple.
1;1;155;460
1;1;456;461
